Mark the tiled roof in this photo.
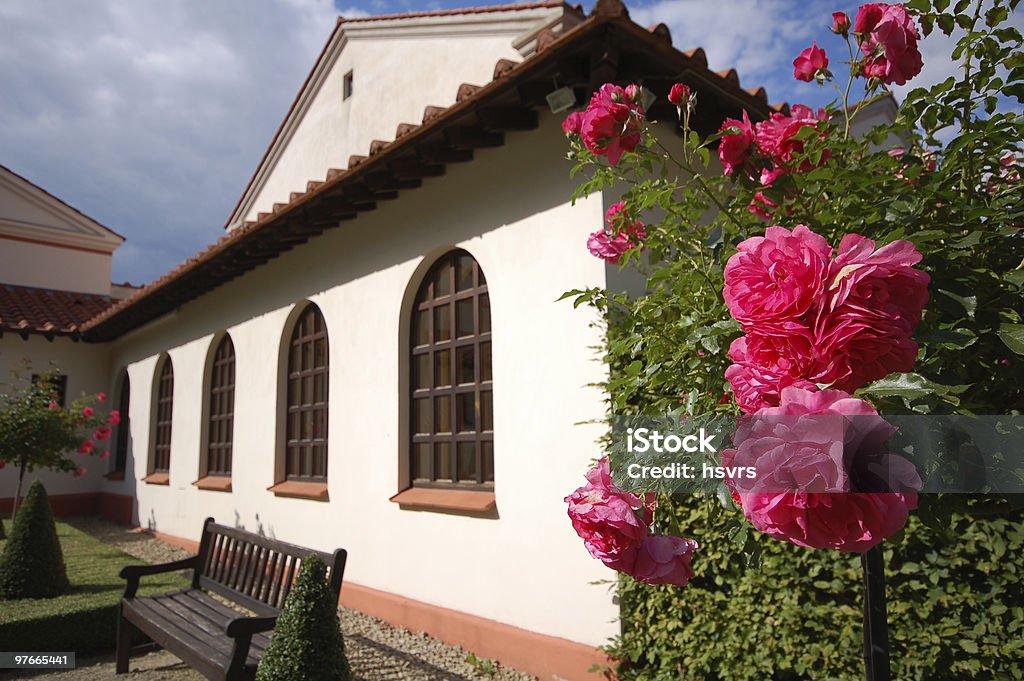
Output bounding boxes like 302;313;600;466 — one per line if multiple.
0;284;116;338
82;0;784;341
339;1;571;23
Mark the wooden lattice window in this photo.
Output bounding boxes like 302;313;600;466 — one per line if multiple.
286;305;329;481
206;336;235;476
410;251;493;488
153;358;173;474
113;372;130;473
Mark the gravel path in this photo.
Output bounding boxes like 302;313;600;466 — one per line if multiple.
2;517;536;681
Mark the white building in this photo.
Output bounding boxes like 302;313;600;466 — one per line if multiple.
0;1;791;678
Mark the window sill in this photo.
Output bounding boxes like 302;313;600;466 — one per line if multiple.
389;487;496;514
192;476;232;492
267;480;329;501
143;472;170;486
104;470;125;481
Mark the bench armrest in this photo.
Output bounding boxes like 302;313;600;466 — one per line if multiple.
119;557;199;598
224;615;278;638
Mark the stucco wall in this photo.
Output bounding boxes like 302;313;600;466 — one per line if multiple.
0;335;112;497
111;115;619;647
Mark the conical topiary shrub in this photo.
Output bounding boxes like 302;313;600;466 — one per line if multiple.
256;553;351;681
0;480;70;599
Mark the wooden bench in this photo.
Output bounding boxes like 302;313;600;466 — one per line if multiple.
116;517;347;681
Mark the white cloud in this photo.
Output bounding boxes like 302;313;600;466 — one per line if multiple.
0;0;338;285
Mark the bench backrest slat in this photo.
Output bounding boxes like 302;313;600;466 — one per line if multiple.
193;518;346;616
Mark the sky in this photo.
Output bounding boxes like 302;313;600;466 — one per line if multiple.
0;1;1016;287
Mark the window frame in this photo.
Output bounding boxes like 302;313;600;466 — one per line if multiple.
203;334;236;479
409;250;493;491
112;371;130;476
150;357;174;476
283;304;329;483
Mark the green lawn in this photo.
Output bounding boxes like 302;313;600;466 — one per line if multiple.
0;519;188;653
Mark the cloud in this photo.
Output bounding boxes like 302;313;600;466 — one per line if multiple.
0;0;338;285
630;0;826;105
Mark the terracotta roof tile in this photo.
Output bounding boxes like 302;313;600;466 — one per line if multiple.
338;1;565;24
0;284;115;337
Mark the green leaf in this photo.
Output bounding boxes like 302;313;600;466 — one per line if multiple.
862;373;957;399
997;323;1024;355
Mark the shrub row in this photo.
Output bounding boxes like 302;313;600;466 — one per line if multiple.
609;499;1024;680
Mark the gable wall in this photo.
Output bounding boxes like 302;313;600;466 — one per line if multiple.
238;10;562;227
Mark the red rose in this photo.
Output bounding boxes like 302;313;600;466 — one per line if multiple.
580;84;645;166
718;110;755;176
667;82;690;106
854;3;923;85
562;111;584;137
832;11;851;34
793;41;829;82
587;201;646;264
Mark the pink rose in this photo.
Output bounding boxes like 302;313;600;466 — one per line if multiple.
587;201;646;264
78;440;94;455
832;11;852;34
629;535;698;586
855;3;923;85
723;225;832;326
566;458;650;567
739;491;918;552
580;84;644;166
725;387;920;552
108;410;121;426
82;406;94;418
718;110;755;176
824;233;930;328
94;426;112;442
97;392;107;401
793;41;829;82
667;82;690;106
100;450;110;460
754;105;830;168
726;332;818;413
811;307;919;392
48;401;59;410
562;111;584;137
74;467;87;478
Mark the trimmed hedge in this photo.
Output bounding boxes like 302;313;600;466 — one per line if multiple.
0;481;70;598
0;520;187;653
257;553;351;681
609;500;1024;680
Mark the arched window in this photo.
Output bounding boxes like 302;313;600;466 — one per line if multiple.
113;371;130;475
152;357;173;475
285;305;329;481
410;250;493;487
205;335;236;477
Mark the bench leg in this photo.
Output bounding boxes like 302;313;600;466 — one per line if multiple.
116;603;132;674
